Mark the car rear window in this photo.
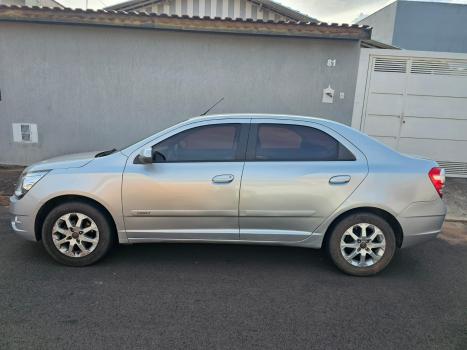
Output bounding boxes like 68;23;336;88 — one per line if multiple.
254;124;355;161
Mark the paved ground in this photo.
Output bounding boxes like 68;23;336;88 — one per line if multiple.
0;205;466;350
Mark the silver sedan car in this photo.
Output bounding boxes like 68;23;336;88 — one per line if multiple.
10;115;446;276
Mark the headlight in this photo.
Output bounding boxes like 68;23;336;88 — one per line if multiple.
14;170;50;199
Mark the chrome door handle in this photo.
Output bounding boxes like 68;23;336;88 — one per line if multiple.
212;174;234;184
329;175;351;185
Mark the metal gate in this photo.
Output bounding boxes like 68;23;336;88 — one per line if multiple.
353;50;467;177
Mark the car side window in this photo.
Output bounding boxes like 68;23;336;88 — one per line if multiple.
253;124;355;161
152;124;242;162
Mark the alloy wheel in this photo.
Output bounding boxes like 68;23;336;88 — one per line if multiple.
52;212;99;258
340;223;386;268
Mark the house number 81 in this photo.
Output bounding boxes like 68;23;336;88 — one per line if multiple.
327;59;336;67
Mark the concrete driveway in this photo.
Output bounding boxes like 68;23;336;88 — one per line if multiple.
0;205;466;350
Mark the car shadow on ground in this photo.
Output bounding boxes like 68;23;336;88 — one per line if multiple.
15;236;435;280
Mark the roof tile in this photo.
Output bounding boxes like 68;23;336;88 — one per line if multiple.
0;5;371;40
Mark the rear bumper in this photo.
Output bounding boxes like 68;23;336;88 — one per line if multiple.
398;200;446;248
399;218;444;248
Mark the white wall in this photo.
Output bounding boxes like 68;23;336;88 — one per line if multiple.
357;1;397;46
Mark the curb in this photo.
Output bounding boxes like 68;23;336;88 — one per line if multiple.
0;165;24;170
0;195;10;207
445;217;467;224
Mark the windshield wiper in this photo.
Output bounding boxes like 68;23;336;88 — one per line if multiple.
95;149;117;158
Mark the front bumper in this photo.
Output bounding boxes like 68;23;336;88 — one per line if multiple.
9;196;37;241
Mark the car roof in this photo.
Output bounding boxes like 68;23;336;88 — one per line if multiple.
189;113;334;124
189;114;358;135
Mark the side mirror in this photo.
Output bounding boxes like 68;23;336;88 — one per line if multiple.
138;147;153;164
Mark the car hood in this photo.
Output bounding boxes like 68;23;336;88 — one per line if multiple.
24;152;97;172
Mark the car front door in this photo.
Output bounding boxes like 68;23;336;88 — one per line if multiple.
122;119;250;241
239;119;368;243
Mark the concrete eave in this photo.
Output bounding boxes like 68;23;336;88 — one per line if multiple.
361;39;399;49
0;5;371;40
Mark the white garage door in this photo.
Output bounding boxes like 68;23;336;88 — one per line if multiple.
356;53;467;177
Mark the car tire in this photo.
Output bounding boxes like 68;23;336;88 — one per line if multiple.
327;212;396;276
42;201;114;266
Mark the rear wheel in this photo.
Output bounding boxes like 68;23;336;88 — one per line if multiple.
42;201;114;266
327;213;396;276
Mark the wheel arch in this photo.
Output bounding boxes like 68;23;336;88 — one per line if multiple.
322;207;404;249
34;194;118;242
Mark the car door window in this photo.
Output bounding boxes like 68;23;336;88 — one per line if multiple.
253;124;355;161
153;124;242;162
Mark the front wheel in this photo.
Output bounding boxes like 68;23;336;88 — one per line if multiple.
41;201;114;266
327;213;396;276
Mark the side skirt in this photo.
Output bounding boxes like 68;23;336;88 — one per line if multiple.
125;234;324;249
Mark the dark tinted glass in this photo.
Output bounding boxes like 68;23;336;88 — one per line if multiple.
153;124;241;162
255;124;355;161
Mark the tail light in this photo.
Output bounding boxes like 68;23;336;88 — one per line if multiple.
428;167;445;198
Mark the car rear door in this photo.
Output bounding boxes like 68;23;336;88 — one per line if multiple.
122;118;250;241
239;119;368;242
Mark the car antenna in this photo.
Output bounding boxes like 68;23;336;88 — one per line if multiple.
200;97;224;116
